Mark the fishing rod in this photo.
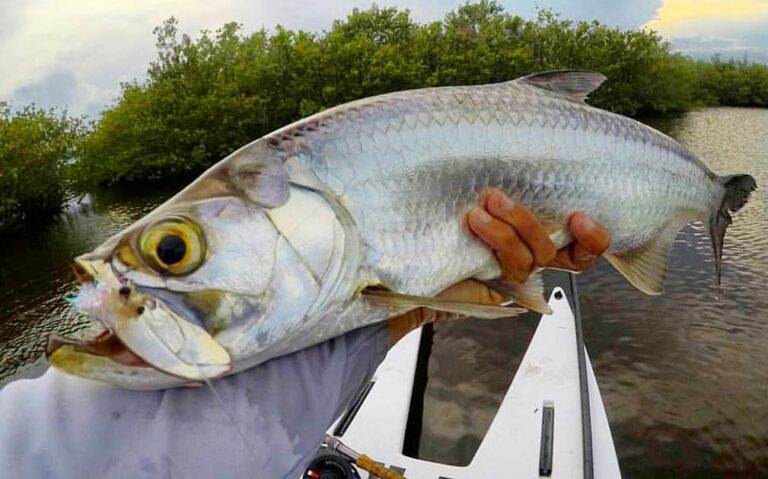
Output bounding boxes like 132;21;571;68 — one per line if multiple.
569;273;594;479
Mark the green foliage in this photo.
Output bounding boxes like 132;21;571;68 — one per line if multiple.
3;0;765;221
692;56;768;107
0;103;84;230
76;3;768;186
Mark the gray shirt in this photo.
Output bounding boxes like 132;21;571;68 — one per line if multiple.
0;324;389;479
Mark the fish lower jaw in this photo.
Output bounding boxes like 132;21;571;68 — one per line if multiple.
46;329;150;368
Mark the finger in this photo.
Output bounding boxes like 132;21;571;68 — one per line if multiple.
569;213;610;256
468;208;534;283
485;190;557;267
550;242;600;272
570;242;599;270
497;244;534;283
467;207;521;252
388;308;433;346
550;248;574;271
436;279;506;305
479;187;495;208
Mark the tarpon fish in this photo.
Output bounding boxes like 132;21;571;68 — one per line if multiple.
47;70;755;389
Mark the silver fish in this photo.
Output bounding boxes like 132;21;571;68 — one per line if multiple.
47;70;755;389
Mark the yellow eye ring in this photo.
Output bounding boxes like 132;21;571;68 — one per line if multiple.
139;217;206;275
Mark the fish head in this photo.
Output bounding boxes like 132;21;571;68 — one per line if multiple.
47;141;327;389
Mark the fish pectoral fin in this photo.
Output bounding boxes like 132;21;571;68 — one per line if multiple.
515;70;607;103
362;289;525;320
228;140;289;208
481;275;553;314
604;218;687;295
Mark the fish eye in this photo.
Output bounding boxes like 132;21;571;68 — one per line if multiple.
138;217;206;275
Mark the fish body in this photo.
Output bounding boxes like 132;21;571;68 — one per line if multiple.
276;73;715;292
48;71;755;389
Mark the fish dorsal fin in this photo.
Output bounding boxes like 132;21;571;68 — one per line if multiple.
604;217;689;295
515;70;607;103
481;274;552;314
363;289;525;319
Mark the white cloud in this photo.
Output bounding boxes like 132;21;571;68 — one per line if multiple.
669;36;768;63
644;1;768;66
0;0;474;116
2;0;765;117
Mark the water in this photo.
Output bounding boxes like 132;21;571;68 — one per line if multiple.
0;183;179;383
0;108;766;477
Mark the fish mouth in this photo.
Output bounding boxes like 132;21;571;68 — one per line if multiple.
45;330;191;390
48;256;233;384
46;329;152;369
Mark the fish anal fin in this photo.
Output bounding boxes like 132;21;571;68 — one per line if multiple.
515;70;607;103
362;289;525;320
604;250;664;295
482;274;553;314
604;217;688;295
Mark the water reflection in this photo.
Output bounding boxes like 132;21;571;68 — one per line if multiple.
0;183;178;383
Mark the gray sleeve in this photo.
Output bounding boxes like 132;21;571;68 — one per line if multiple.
0;324;389;479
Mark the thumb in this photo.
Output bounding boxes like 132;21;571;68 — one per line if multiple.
569;213;610;256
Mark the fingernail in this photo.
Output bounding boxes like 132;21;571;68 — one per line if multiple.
576;252;596;264
496;192;515;211
577;214;596;233
470;207;493;224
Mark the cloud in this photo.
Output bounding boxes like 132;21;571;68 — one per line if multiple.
12;72;78;110
0;0;470;117
644;0;768;64
646;0;768;35
670;36;768;63
2;0;767;117
514;0;663;29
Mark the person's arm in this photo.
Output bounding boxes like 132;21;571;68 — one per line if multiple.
0;324;390;479
388;188;611;344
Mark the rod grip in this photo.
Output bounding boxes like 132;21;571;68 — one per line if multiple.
355;454;407;479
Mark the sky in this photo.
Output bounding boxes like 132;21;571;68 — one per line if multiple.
2;0;767;117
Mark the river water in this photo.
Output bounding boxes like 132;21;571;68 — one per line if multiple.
0;108;766;477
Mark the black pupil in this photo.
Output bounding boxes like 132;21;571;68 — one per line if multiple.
156;235;187;265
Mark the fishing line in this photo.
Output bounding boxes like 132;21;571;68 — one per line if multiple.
71;284;261;465
165;317;262;468
200;373;263;469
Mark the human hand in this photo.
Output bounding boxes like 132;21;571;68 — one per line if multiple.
467;189;611;281
387;189;610;345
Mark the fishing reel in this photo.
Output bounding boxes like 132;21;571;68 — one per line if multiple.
304;435;406;479
303;451;361;479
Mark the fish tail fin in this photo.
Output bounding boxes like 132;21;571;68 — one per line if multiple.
709;174;757;298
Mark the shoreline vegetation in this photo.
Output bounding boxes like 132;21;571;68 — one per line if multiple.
3;1;768;233
0;104;84;231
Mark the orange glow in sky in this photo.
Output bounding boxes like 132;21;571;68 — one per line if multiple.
646;0;768;32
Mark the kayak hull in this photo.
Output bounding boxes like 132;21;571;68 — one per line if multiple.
327;287;622;478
